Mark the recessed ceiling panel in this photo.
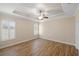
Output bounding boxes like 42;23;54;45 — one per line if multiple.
1;3;78;22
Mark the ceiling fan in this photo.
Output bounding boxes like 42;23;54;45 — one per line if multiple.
37;10;48;20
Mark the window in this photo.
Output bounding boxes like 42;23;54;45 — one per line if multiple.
34;23;39;35
1;20;15;41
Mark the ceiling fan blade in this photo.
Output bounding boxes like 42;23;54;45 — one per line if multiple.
44;16;48;18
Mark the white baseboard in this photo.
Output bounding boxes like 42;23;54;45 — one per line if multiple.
40;37;75;46
0;39;35;49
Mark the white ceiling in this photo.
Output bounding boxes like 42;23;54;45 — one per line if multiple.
0;3;78;22
61;3;78;16
0;3;62;13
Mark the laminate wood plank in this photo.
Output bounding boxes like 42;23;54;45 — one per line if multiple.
0;39;78;56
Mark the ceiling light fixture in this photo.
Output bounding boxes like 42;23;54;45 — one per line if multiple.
38;16;43;20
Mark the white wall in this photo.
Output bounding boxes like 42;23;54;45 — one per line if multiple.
40;16;75;45
75;5;79;50
0;12;37;49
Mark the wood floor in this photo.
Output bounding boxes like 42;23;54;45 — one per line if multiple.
0;39;78;56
